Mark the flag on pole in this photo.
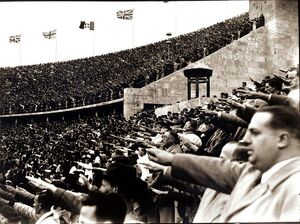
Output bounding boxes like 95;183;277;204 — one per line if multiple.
43;29;57;39
9;34;21;43
117;9;133;20
79;21;95;30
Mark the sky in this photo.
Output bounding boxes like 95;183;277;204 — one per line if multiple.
0;1;249;68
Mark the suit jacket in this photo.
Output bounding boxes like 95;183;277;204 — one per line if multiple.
193;189;229;223
170;154;300;222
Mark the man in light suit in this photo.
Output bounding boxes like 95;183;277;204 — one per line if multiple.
147;105;300;222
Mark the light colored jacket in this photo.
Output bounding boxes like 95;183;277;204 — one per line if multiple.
193;188;229;223
170;154;300;222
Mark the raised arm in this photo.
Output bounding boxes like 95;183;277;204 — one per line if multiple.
146;148;246;194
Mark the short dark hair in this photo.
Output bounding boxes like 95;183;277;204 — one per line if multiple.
258;106;300;139
268;78;283;90
189;120;198;130
37;190;56;211
169;130;180;144
102;163;137;192
82;191;127;223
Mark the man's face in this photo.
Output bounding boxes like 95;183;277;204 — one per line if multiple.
264;83;276;93
287;70;297;79
99;179;115;193
155;124;162;131
162;132;174;148
183;121;191;130
138;148;146;157
160;127;169;134
288;70;299;89
241;112;280;172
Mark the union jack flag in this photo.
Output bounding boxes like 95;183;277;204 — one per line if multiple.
9;34;21;43
117;9;133;20
43;29;57;39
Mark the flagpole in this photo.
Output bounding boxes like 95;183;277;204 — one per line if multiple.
55;29;58;61
19;39;22;65
174;1;177;36
132;17;135;48
93;25;95;56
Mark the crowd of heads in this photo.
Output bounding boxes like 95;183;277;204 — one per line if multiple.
0;12;253;115
0;63;298;223
0;9;298;223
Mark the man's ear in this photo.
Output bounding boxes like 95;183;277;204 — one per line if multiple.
277;132;290;149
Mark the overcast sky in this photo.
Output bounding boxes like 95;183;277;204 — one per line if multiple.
0;1;249;68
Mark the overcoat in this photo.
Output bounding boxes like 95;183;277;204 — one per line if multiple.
169;154;300;222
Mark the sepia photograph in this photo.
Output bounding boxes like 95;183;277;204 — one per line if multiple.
0;0;299;223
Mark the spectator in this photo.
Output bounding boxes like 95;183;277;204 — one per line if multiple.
146;106;300;222
0;12;253;115
160;130;182;154
178;120;202;153
78;191;127;224
192;141;247;223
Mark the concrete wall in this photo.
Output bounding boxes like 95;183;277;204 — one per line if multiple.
123;68;188;119
123;0;299;119
154;97;215;117
250;0;299;69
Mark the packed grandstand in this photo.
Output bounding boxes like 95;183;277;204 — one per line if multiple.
0;4;299;224
0;12;258;115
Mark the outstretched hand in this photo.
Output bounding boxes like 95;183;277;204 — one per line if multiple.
77;161;90;169
219;98;245;109
138;159;168;172
4;185;17;195
146;148;174;166
151;188;168;195
201;109;218;117
26;176;57;193
235;89;265;99
79;174;92;190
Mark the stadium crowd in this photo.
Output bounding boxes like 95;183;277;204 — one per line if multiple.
0;62;299;223
0;12;257;115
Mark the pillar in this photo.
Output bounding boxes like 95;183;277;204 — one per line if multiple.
184;68;213;100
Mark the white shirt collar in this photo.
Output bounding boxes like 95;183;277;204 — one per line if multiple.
261;157;300;184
